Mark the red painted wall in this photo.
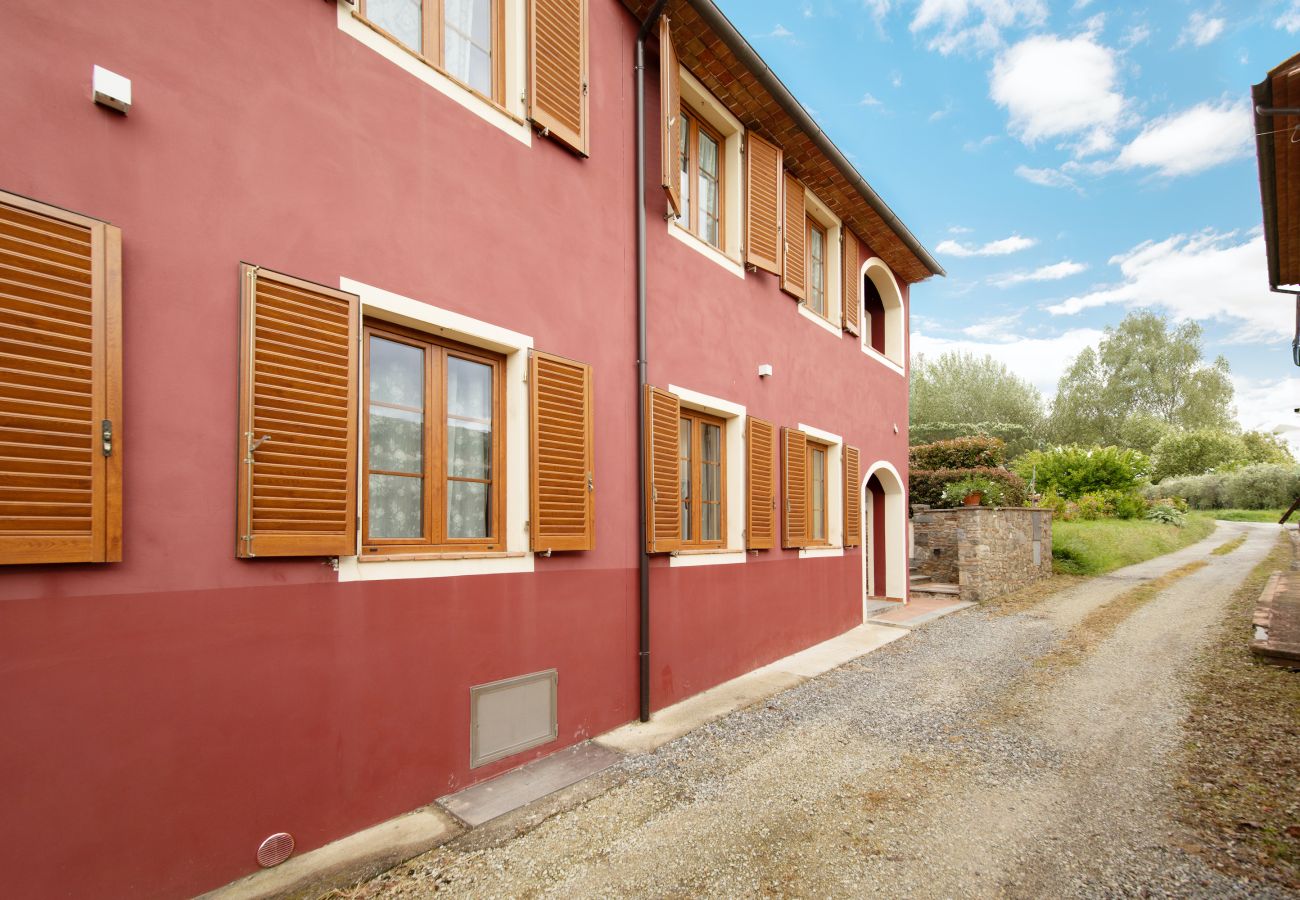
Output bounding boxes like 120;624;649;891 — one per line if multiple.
0;2;913;896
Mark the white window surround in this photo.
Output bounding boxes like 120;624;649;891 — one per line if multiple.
667;384;747;567
860;257;906;373
335;277;534;582
797;189;843;338
666;67;745;279
336;0;532;147
860;459;908;613
797;422;844;559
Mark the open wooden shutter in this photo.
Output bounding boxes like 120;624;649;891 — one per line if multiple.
745;416;776;550
528;0;589;156
842;230;861;336
745;133;783;274
780;175;807;300
844;445;861;547
644;385;680;553
660;17;682;217
530;350;594;551
236;265;358;558
0;191;122;565
781;427;808;549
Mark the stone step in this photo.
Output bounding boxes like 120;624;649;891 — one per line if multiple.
911;583;960;597
909;574;932;585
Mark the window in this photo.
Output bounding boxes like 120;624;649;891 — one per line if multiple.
678;409;726;547
807;440;828;545
361;0;504;101
677;107;724;250
362;322;504;554
806;218;827;318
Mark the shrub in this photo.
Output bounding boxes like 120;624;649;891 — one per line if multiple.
1145;502;1186;526
909;422;1036;458
941;475;1006;507
1148;465;1300;510
1075;493;1109;520
1111;491;1148;520
909;467;1027;508
1013;445;1149;499
1151;428;1247;482
1038;487;1068;518
909;435;1007;471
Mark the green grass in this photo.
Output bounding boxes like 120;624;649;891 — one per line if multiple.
1052;516;1216;576
1190;508;1289;524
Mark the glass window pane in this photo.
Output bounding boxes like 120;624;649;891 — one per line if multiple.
447;420;491;479
680;417;692;542
702;503;721;542
679;116;691;227
369;474;423;539
811;450;826;540
702;422;720;462
368;0;422;51
448;356;492;420
369;406;423;474
445;0;493;94
447;480;489;538
370;336;424;409
698;131;719;180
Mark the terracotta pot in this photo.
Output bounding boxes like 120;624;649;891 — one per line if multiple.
962;492;982;507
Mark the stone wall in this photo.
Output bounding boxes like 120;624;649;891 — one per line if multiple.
911;506;1053;602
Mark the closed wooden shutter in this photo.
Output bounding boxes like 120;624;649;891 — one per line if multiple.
660;17;682;217
644;385;681;553
781;427;808;549
0;191;122;565
842;230;861;336
529;350;594;551
528;0;589;156
236;265;358;558
780;175;807;300
745;133;783;274
745;416;775;550
844;445;861;547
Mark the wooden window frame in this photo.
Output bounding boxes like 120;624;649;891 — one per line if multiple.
677;105;727;252
678;408;727;549
805;439;829;547
361;319;505;556
358;0;507;106
806;217;828;319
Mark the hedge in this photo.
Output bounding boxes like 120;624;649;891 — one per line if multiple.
1144;463;1300;510
910;467;1027;508
908;435;1007;470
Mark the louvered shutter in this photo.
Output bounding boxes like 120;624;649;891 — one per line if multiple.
745;133;783;274
781;427;808;549
842;230;861;336
530;350;594;551
781;175;807;300
660;17;682;217
528;0;589;156
745;416;776;550
644;385;681;553
844;446;861;547
0;192;122;565
236;265;358;558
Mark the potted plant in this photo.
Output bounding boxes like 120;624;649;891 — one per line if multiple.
941;475;1005;508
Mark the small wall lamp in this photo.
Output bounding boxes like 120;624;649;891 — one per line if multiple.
758;364;773;378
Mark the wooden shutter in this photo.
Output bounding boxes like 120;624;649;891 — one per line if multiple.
644;385;680;553
842;229;861;336
236;265;358;558
660;17;682;217
745;416;776;550
745;133;783;274
0;191;122;565
844;445;861;547
781;175;807;300
529;350;594;551
781;427;808;549
528;0;589;156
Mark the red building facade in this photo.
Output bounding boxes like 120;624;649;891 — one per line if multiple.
0;1;940;896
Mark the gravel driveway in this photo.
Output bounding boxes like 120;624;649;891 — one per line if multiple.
357;521;1292;899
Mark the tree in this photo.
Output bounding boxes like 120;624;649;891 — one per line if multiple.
1240;430;1296;466
910;352;1045;455
1048;312;1235;446
1151;429;1247;482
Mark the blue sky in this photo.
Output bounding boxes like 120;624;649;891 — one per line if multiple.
716;0;1299;446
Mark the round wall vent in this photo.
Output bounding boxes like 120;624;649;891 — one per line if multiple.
256;832;295;868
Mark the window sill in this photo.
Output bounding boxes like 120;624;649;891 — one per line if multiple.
798;545;844;559
861;344;906;376
798;301;842;338
666;221;745;278
669;548;747;567
359;550;526;563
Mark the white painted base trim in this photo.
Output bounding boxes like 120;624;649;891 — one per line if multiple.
799;546;844;559
670;550;747;567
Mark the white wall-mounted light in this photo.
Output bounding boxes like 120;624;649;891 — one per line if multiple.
93;65;131;114
893;423;899;434
757;364;773;378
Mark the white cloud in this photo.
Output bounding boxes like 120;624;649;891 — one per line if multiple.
1233;375;1300;454
767;24;798;42
864;0;892;21
929;99;955;121
964;134;999;151
912;327;1106;395
1284;2;1300;33
1177;11;1225;47
860;92;885;108
990;33;1128;155
890;70;904;88
936;234;1038;257
1046;231;1291;342
961;313;1023;340
1015;164;1080;190
1114;98;1253;177
993;260;1087;286
802;1;815;18
1121;23;1151;48
910;0;1046;56
948;225;974;234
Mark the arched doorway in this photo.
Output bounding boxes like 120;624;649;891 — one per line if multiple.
861;460;907;620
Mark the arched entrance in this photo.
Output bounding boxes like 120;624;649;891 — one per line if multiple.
861;460;907;620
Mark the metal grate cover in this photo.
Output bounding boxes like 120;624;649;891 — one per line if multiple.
256;832;295;868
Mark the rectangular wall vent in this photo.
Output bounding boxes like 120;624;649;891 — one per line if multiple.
470;669;558;768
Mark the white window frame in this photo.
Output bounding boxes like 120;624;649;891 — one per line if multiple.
336;0;532;146
335;277;534;581
796;421;843;558
799;188;842;338
666;384;747;567
859;257;906;375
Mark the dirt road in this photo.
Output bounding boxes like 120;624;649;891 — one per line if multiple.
358;521;1292;899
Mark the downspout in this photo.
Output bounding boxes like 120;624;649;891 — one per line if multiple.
635;0;669;723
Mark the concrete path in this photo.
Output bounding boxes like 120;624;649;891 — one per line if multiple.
358;521;1290;899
